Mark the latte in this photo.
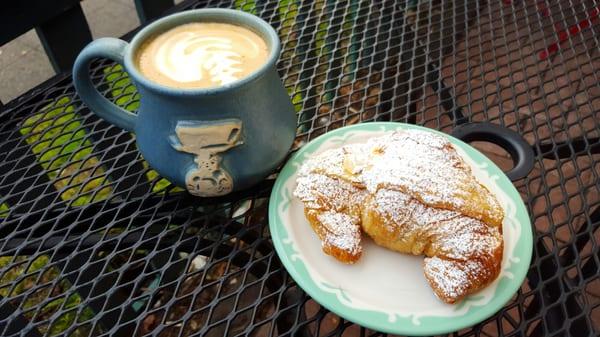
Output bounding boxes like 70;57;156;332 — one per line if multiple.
136;22;268;89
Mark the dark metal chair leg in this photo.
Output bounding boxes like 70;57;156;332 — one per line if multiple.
35;3;92;73
134;0;175;24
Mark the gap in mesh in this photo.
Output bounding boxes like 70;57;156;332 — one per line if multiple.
434;0;600;147
1;254;98;336
137;246;276;336
0;2;596;334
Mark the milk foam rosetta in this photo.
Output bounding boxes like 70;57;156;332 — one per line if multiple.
136;23;269;89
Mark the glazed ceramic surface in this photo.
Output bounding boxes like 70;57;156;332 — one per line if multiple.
73;9;296;196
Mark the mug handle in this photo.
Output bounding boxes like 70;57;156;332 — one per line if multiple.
72;38;137;132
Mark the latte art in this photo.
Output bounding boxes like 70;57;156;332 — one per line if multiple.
137;23;268;89
155;32;257;84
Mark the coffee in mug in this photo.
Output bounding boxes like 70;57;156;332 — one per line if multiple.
73;9;297;197
136;22;269;89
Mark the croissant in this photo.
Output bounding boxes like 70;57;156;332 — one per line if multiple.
293;130;504;303
294;148;367;263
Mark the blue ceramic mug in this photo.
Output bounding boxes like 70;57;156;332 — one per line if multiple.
73;9;296;197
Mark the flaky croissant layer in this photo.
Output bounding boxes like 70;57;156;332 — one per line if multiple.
293;130;504;304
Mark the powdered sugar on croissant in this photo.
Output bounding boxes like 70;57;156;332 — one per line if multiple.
348;130;503;228
293;129;504;303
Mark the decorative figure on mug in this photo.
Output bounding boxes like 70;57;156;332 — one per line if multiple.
170;119;243;196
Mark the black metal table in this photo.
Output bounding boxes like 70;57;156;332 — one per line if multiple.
1;0;599;336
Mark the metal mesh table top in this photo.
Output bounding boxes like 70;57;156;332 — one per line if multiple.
0;0;599;336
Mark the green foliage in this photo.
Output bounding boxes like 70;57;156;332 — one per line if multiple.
0;256;52;298
314;1;331;55
278;0;299;31
0;203;8;218
103;64;141;111
47;294;95;336
278;0;304;113
102;65;182;193
19;97;112;206
0;256;95;336
234;0;257;14
142;161;183;193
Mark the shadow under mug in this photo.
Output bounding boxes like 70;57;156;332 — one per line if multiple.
73;9;297;197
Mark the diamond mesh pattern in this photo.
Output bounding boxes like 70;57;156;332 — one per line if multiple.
0;0;599;336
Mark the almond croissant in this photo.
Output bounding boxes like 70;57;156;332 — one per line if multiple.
293;130;504;303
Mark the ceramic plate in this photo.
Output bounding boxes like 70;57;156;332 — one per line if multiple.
268;122;533;335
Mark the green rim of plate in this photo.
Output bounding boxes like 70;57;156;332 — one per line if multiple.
268;122;533;335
